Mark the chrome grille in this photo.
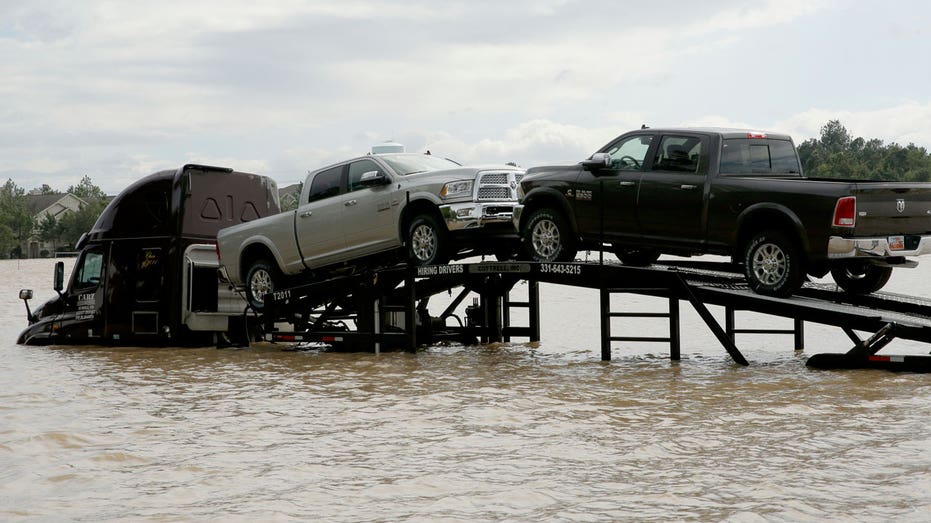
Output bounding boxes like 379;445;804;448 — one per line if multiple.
478;187;511;199
481;173;509;184
477;170;524;201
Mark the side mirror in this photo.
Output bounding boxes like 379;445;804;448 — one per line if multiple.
359;170;390;186
19;289;35;323
581;152;611;170
54;261;64;293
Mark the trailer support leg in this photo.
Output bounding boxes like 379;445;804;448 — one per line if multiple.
599;290;681;362
669;296;680;361
600;288;611;361
676;277;748;366
406;269;417;351
844;323;898;359
373;298;381;355
725;308;805;351
502;280;540;343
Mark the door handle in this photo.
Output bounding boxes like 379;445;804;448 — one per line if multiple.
619;181;636;187
299;211;313;218
344;200;358;206
680;184;698;190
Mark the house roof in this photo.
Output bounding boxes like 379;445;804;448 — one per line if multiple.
278;183;301;198
25;193;89;215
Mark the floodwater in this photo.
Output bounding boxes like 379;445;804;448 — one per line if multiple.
2;257;931;522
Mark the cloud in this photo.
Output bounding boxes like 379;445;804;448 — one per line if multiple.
776;102;931;147
2;0;829;138
2;0;930;195
410;119;621;167
690;0;829;36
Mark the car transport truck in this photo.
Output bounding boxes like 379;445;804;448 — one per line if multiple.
17;164;280;345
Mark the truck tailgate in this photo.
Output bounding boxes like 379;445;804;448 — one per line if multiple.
853;183;931;236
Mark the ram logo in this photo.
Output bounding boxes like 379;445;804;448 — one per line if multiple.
896;199;906;214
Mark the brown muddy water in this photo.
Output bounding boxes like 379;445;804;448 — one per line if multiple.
2;257;931;522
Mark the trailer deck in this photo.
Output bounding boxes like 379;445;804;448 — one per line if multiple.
251;259;931;372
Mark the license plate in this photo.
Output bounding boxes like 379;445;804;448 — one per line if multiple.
888;235;905;250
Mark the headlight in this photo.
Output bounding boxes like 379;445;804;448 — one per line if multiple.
440;180;473;199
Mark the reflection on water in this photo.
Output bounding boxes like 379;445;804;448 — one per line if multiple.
2;258;931;521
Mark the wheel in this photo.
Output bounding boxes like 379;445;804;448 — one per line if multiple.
521;208;577;262
244;258;280;310
614;246;660;266
830;261;893;294
407;214;448;265
742;230;804;297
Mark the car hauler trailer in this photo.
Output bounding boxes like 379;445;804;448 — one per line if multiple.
16;164;279;346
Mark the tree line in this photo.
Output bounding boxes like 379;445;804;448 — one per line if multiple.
797;120;931;182
2;120;931;258
0;175;108;258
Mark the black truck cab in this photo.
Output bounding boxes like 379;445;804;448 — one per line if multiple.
17;164;279;346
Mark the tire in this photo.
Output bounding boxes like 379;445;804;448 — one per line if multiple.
245;258;280;310
614;246;661;266
521;208;577;262
742;230;804;297
407;214;448;265
830;261;893;294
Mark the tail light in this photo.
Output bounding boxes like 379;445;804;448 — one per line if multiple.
833;196;856;227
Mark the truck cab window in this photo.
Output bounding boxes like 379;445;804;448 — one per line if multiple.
347;160;381;193
307;166;343;203
750;144;772;171
651;136;702;173
603;135;653;171
769;140;801;173
721;138;800;175
76;251;104;289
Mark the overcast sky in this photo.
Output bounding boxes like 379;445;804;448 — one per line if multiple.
2;0;931;194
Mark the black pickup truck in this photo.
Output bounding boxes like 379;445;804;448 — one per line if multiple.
512;127;931;296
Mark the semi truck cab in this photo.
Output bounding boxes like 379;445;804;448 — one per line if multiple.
17;164;279;346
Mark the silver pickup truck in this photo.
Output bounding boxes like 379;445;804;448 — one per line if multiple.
217;152;525;308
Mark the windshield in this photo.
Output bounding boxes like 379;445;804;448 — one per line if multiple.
379;154;461;175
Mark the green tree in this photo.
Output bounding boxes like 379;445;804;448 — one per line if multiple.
0;179;35;258
0;223;14;258
819;120;852;153
68;175;107;200
58;199;109;249
32;184;59;195
797;120;931;181
37;213;65;252
54;175;111;249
